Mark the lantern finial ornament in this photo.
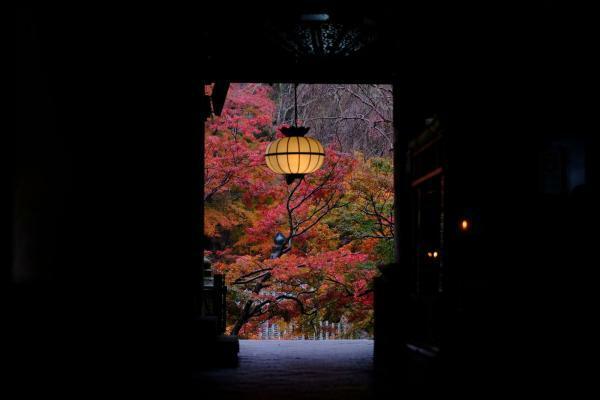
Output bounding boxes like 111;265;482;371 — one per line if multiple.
265;83;325;184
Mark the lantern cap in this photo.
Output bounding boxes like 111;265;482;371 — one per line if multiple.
281;126;310;137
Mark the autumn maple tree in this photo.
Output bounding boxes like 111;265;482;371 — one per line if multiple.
204;83;394;338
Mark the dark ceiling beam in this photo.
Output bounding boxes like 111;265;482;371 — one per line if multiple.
201;58;398;84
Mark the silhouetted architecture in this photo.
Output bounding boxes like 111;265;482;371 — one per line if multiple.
13;1;597;396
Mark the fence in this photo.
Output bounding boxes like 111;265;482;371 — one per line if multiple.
258;319;370;340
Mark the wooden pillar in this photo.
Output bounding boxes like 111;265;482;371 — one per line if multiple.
193;82;211;315
375;79;424;379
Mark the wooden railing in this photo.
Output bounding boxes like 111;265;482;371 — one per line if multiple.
202;262;227;335
212;274;227;334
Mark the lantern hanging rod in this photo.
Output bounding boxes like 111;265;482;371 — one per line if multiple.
294;82;299;127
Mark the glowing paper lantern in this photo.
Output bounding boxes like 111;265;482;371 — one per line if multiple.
265;127;325;176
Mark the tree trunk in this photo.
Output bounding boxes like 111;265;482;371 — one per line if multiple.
230;305;250;336
230;272;271;336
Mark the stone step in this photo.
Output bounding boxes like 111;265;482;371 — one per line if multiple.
197;334;239;368
212;334;239;367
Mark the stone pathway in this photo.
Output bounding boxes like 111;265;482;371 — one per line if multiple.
195;340;375;399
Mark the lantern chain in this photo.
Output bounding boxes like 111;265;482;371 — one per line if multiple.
294;83;298;127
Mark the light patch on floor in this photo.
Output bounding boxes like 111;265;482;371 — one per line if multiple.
196;340;374;399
